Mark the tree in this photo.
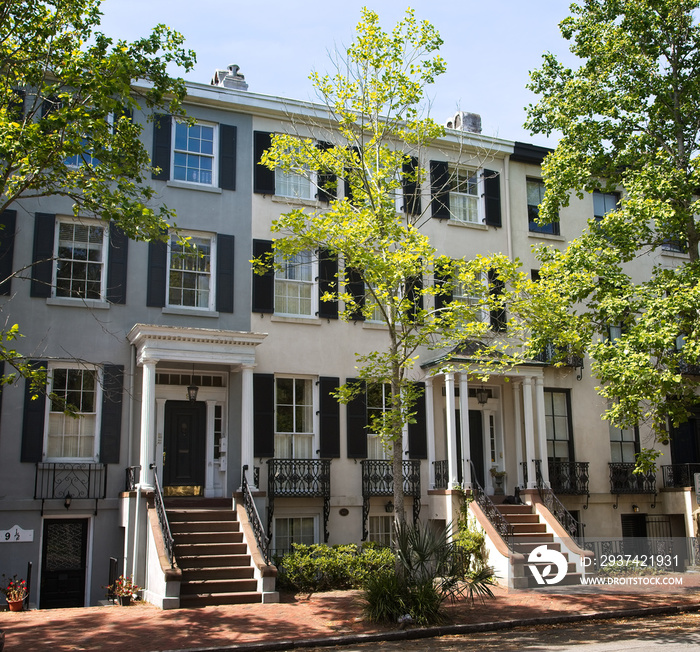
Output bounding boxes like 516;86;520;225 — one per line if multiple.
525;0;700;457
0;0;194;391
255;9;527;526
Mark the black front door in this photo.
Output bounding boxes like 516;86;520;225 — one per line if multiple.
469;410;485;488
40;518;88;609
163;400;206;493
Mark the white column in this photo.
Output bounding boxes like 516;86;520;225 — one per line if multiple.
535;376;550;485
445;373;459;488
425;378;436;488
205;400;217;497
458;373;472;488
522;377;537;489
513;381;524;487
138;359;157;489
483;409;494;493
240;364;255;488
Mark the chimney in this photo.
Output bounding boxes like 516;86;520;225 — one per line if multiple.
446;111;481;134
211;64;248;91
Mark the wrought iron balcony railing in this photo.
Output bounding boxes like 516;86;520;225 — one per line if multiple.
34;462;107;515
267;459;331;543
433;459;448;490
533;342;584;370
662;464;700;488
361;459;421;540
609;463;656;494
549;461;590;496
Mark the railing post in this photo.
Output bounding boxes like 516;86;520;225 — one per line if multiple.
108;557;118;603
25;561;32;609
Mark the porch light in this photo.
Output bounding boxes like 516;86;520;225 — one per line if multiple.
632;504;639;513
64;492;72;510
475;386;489;405
187;365;199;402
385;500;394;513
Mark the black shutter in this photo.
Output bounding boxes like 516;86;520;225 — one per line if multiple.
317;142;336;203
107;224;128;304
21;360;47;463
408;382;427;459
253;131;275;194
8;90;25;121
319;376;340;458
151;114;172;181
405;275;423;322
345;267;365;321
219;124;237;191
434;264;453;311
484;169;502;227
430;160;450;218
402;156;421;216
318;249;338;319
146;239;167;307
0;210;16;296
488;269;507;332
346;379;367;459
253;373;275;458
344;146;361;204
216;234;235;313
31;213;55;298
0;362;4;424
252;239;274;313
99;364;124;464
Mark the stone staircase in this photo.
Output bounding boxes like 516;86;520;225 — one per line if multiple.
166;499;262;607
497;503;581;587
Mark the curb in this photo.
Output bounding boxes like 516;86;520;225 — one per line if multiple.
156;602;700;652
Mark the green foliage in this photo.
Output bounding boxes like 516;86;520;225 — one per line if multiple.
525;0;700;443
275;543;394;593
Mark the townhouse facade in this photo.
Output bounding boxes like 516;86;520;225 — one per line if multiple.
1;65;698;609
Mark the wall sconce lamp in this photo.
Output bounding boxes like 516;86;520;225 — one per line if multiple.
475;386;489;405
64;493;72;510
632;504;639;513
385;500;394;513
187;364;199;403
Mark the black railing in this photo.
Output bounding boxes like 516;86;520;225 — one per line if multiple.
242;465;271;565
536;463;584;545
125;466;140;492
153;472;175;568
25;561;32;610
34;463;107;515
662;464;700;488
361;459;421;541
549;461;590;495
469;459;514;551
609;463;656;494
433;459;448;489
533;342;584;371
267;459;331;543
107;557;118;604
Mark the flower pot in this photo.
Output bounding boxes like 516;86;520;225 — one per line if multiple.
7;599;23;612
117;595;131;607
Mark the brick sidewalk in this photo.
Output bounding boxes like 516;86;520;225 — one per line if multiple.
1;583;699;652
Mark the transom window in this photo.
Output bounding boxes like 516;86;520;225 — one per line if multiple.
545;389;573;462
55;221;106;300
367;383;392;460
275;251;315;317
274;517;315;554
46;366;98;460
275;377;314;459
173;121;215;185
527;179;560;235
168;234;213;310
449;168;480;224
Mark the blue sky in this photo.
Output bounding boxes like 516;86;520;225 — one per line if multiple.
99;1;577;146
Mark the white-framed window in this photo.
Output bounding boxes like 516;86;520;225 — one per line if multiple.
167;233;215;310
610;424;638;464
275;377;314;459
173;120;217;186
545;390;573;462
54;220;107;300
274;516;316;554
449;167;481;224
367;383;392;460
274;250;316;317
453;272;488;322
45;364;100;460
593;190;618;221
65;114;114;168
527;178;560;235
368;515;393;548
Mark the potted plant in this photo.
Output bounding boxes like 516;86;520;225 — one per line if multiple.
107;575;139;606
490;467;507;494
1;575;28;612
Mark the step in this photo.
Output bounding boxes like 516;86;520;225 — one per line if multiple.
173;531;244;545
513;540;563;554
179;591;262;607
167;509;237;523
497;505;534;516
525;572;582;588
176;542;248;556
181;567;255;582
164;498;232;509
177;554;252;569
511;523;547;534
502;514;541;524
180;578;259;595
170;520;240;534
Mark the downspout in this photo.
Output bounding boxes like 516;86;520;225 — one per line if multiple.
504;154;513;260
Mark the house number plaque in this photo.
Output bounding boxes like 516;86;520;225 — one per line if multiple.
1;525;34;542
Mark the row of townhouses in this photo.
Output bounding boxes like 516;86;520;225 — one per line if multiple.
1;65;698;609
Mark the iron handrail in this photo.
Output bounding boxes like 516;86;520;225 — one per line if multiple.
535;461;584;546
153;472;175;568
468;459;515;551
242;465;271;564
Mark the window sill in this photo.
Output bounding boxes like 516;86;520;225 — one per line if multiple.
660;249;689;259
271;195;321;208
270;314;321;325
363;321;388;330
166;180;223;194
528;231;565;242
46;297;110;310
447;219;488;231
162;307;220;318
